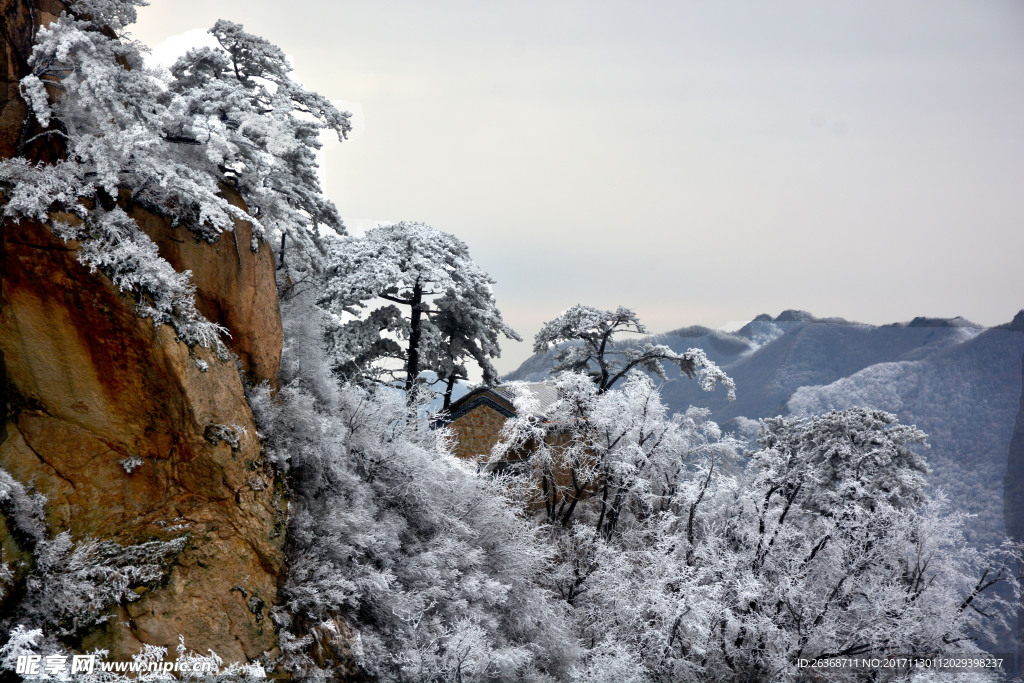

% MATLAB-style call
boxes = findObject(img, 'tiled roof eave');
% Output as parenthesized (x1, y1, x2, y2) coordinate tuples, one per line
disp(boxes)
(447, 394, 516, 422)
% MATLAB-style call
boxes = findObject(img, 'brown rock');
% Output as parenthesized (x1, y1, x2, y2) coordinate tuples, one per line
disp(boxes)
(131, 194, 283, 390)
(0, 0, 287, 665)
(1, 216, 286, 662)
(1, 0, 282, 388)
(300, 615, 370, 681)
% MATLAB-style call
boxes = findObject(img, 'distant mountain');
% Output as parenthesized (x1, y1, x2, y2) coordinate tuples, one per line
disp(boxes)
(506, 308, 1024, 658)
(506, 310, 1022, 543)
(787, 317, 1023, 545)
(509, 310, 987, 423)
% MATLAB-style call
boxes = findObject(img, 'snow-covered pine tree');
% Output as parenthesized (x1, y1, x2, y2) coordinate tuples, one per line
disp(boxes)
(0, 0, 349, 344)
(321, 221, 520, 403)
(167, 18, 350, 283)
(534, 304, 736, 396)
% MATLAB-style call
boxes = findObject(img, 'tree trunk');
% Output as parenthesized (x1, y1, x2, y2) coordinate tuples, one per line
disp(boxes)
(442, 372, 457, 410)
(404, 279, 423, 396)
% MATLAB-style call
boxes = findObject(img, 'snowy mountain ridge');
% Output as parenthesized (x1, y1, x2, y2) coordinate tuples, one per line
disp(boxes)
(507, 309, 1019, 543)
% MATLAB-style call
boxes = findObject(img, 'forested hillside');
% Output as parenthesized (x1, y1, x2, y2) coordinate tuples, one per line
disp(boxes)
(509, 309, 1024, 664)
(0, 1, 1020, 681)
(510, 310, 1024, 546)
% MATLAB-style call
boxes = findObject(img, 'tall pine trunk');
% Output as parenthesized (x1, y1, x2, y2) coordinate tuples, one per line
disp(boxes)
(404, 279, 423, 397)
(442, 373, 458, 410)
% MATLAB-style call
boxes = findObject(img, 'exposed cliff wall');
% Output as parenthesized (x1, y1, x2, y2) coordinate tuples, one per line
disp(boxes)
(1, 0, 286, 664)
(132, 193, 282, 389)
(1, 0, 65, 159)
(1003, 312, 1024, 664)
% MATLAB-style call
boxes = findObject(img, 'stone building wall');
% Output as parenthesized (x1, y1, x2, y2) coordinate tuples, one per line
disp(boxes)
(448, 402, 509, 461)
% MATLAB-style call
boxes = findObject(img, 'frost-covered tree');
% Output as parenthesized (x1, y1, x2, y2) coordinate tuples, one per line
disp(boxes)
(248, 293, 575, 681)
(535, 305, 736, 397)
(167, 18, 351, 282)
(0, 468, 46, 604)
(493, 363, 1020, 682)
(429, 282, 521, 409)
(321, 221, 520, 402)
(558, 408, 1022, 682)
(494, 315, 733, 534)
(494, 372, 732, 536)
(21, 533, 186, 638)
(0, 520, 188, 650)
(0, 0, 349, 344)
(690, 412, 1020, 680)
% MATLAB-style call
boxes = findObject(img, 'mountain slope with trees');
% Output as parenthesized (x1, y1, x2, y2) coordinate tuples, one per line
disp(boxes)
(508, 309, 1023, 548)
(0, 1, 1020, 680)
(496, 307, 1021, 680)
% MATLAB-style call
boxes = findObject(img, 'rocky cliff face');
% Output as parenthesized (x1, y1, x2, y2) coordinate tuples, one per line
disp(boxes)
(1003, 312, 1024, 664)
(131, 193, 283, 389)
(1, 0, 286, 664)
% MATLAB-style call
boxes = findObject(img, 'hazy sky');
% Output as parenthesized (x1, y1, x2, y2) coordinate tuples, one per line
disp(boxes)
(131, 1, 1024, 374)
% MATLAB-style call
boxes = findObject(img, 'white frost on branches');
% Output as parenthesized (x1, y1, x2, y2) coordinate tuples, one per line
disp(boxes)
(0, 467, 47, 546)
(0, 627, 265, 681)
(321, 222, 520, 404)
(509, 396, 1022, 681)
(534, 304, 735, 398)
(248, 295, 572, 681)
(22, 532, 186, 637)
(0, 0, 349, 346)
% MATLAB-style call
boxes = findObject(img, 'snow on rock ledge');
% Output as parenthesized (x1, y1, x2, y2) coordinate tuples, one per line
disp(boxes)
(0, 212, 286, 662)
(0, 0, 286, 665)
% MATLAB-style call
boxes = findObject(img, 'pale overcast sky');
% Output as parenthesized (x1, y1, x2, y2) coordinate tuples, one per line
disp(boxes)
(131, 1, 1024, 374)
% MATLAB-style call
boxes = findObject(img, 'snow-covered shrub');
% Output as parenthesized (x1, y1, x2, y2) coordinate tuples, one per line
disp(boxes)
(0, 562, 12, 603)
(0, 466, 47, 547)
(0, 628, 265, 682)
(250, 295, 577, 681)
(0, 626, 47, 676)
(203, 423, 247, 452)
(174, 636, 267, 681)
(20, 532, 186, 637)
(0, 0, 348, 347)
(119, 456, 143, 474)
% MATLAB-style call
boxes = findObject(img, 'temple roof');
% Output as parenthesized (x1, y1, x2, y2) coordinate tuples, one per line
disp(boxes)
(443, 381, 559, 423)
